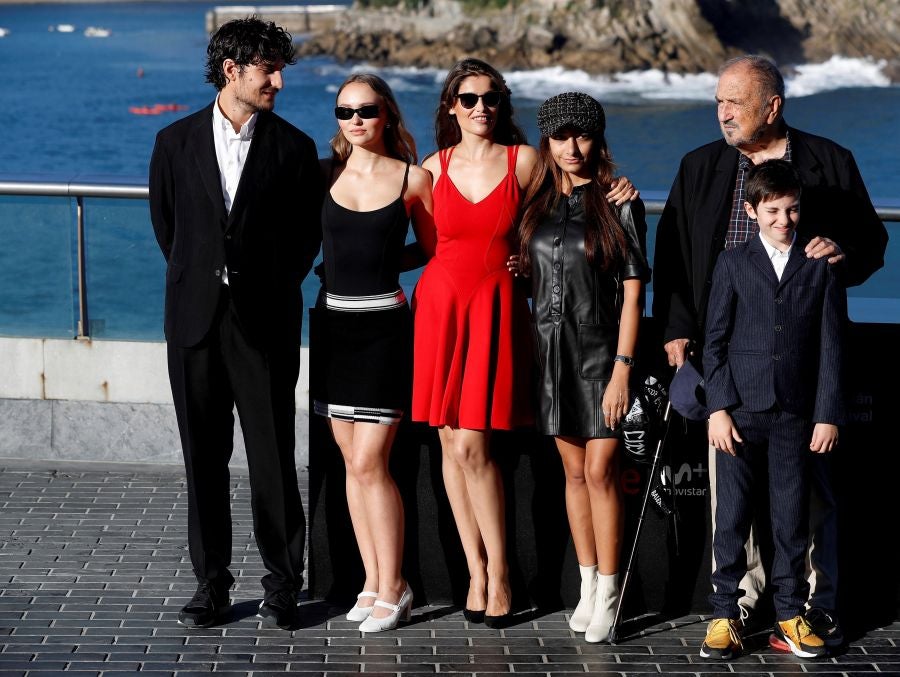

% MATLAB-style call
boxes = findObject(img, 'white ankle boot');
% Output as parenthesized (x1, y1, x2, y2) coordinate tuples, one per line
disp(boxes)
(569, 564, 598, 632)
(585, 573, 619, 643)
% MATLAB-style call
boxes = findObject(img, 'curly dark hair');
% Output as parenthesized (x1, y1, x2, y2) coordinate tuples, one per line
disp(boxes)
(205, 18, 296, 91)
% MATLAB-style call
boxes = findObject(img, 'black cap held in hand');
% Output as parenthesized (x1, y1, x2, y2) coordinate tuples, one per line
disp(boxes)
(537, 92, 606, 137)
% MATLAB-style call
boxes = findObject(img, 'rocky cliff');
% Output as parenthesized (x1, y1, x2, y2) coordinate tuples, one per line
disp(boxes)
(297, 0, 900, 79)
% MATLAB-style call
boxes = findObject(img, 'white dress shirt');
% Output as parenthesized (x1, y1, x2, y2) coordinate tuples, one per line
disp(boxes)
(758, 232, 795, 281)
(212, 96, 257, 284)
(212, 95, 257, 213)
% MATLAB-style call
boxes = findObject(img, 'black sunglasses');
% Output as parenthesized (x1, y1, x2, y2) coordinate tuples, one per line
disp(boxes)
(456, 91, 502, 109)
(334, 104, 380, 120)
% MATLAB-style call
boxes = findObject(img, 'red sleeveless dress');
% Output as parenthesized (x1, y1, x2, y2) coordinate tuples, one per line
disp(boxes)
(411, 145, 533, 430)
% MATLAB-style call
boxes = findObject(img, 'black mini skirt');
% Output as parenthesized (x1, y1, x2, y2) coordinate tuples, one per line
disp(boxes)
(309, 298, 412, 425)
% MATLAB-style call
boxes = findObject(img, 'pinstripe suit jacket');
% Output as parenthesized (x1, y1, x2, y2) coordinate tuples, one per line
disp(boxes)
(702, 235, 846, 425)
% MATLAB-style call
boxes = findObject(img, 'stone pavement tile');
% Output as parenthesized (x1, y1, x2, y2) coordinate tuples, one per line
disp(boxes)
(166, 670, 241, 676)
(366, 665, 435, 673)
(313, 661, 364, 671)
(438, 662, 516, 673)
(470, 636, 540, 646)
(5, 665, 101, 677)
(398, 653, 470, 664)
(104, 651, 161, 662)
(61, 661, 146, 670)
(361, 646, 433, 656)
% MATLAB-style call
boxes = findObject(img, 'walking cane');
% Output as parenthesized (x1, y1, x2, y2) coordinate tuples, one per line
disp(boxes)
(608, 399, 673, 643)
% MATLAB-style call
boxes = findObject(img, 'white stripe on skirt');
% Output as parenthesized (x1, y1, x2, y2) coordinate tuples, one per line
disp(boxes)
(323, 289, 406, 311)
(313, 400, 403, 426)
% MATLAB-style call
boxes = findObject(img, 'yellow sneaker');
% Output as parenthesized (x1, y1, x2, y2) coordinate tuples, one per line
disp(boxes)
(775, 615, 827, 658)
(700, 618, 743, 660)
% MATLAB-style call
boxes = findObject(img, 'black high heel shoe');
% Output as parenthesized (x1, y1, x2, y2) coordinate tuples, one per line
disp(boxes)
(463, 608, 485, 623)
(484, 610, 514, 629)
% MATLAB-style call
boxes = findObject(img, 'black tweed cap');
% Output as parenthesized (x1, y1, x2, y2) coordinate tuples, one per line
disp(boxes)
(536, 92, 606, 137)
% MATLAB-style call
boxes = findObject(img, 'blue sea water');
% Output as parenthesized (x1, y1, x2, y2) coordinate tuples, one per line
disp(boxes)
(1, 1, 899, 339)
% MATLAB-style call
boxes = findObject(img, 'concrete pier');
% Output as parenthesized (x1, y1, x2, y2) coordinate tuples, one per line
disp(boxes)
(205, 4, 347, 35)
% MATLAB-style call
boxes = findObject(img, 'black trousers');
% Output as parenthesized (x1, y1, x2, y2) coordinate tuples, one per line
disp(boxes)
(710, 408, 812, 622)
(167, 286, 304, 596)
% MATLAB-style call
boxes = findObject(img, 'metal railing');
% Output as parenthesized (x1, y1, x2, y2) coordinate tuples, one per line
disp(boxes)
(1, 179, 898, 340)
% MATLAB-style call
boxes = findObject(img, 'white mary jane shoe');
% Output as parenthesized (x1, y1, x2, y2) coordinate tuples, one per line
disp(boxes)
(358, 584, 413, 633)
(346, 591, 378, 621)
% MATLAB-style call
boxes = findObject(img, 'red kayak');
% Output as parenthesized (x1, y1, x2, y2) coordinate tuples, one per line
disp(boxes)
(129, 103, 189, 115)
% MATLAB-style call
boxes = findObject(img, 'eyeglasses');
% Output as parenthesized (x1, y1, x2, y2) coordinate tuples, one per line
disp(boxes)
(456, 91, 502, 109)
(334, 105, 380, 120)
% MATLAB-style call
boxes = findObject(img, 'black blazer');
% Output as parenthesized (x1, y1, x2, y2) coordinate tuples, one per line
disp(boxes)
(149, 103, 324, 348)
(652, 124, 887, 348)
(702, 235, 846, 425)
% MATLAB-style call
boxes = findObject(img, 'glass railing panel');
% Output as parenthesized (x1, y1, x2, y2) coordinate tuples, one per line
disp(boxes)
(83, 198, 164, 340)
(0, 195, 76, 338)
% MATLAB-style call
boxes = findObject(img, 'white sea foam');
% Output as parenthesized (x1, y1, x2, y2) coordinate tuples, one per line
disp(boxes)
(331, 57, 893, 102)
(504, 67, 718, 103)
(786, 55, 890, 97)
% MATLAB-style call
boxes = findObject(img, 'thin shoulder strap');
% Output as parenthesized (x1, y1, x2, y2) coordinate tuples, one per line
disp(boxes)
(440, 147, 454, 173)
(400, 162, 411, 198)
(507, 144, 519, 175)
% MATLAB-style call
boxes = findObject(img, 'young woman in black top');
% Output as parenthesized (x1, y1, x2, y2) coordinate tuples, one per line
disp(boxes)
(313, 73, 433, 632)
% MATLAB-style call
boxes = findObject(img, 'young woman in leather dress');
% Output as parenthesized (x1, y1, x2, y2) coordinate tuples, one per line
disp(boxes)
(515, 92, 650, 642)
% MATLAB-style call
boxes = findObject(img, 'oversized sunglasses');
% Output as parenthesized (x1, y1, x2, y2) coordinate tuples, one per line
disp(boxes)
(334, 104, 380, 120)
(456, 91, 502, 109)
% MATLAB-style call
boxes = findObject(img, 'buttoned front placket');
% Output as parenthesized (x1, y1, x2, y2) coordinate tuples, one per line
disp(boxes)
(550, 195, 576, 325)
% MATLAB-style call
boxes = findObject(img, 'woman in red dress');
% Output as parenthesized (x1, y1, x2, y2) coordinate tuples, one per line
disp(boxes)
(412, 58, 536, 626)
(413, 60, 637, 625)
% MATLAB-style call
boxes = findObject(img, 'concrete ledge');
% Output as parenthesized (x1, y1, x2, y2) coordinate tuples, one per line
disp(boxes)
(0, 398, 310, 469)
(0, 337, 311, 407)
(0, 337, 312, 468)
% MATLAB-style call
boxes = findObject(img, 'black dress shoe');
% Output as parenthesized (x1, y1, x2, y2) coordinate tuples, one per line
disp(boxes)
(178, 582, 230, 627)
(258, 588, 299, 630)
(463, 608, 486, 623)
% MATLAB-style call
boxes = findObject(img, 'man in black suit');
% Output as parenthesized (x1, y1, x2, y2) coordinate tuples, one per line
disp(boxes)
(700, 160, 845, 660)
(653, 55, 887, 645)
(149, 18, 323, 629)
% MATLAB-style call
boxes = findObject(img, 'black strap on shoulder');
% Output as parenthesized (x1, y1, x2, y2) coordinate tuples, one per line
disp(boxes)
(400, 161, 411, 197)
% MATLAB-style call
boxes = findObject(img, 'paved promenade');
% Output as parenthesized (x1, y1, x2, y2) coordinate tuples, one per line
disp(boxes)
(1, 458, 897, 676)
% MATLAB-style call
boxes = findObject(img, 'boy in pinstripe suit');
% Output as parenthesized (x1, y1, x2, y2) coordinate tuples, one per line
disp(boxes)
(700, 160, 846, 660)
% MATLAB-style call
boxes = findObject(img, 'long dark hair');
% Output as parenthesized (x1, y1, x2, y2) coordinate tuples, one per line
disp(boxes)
(519, 131, 626, 273)
(434, 58, 527, 149)
(330, 73, 417, 164)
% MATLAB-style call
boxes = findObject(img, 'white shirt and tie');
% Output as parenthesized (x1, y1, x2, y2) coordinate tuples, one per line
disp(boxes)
(212, 95, 257, 284)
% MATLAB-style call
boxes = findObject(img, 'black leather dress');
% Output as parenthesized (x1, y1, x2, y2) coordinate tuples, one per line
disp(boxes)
(527, 188, 650, 437)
